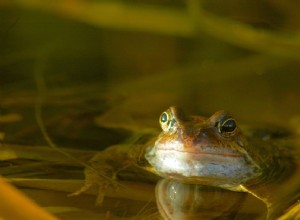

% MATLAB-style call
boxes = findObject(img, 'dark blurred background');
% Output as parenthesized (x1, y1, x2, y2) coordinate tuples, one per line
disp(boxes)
(0, 0, 300, 149)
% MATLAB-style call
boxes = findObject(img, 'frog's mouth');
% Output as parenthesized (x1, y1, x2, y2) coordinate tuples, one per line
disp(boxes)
(154, 139, 245, 159)
(157, 147, 243, 158)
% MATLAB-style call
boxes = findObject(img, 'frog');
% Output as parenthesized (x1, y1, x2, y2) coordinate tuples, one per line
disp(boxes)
(73, 106, 299, 219)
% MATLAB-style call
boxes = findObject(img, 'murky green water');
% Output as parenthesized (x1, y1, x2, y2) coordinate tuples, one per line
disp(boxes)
(0, 1, 300, 219)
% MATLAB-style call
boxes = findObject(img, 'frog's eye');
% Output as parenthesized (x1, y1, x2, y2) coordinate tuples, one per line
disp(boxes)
(217, 118, 237, 137)
(160, 112, 169, 124)
(159, 111, 175, 132)
(160, 112, 170, 131)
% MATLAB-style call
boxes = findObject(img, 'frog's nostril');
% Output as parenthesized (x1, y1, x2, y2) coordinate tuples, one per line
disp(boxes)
(196, 130, 208, 140)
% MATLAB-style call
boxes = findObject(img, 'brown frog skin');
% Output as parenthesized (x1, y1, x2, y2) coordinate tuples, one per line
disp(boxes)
(74, 106, 297, 219)
(145, 106, 262, 190)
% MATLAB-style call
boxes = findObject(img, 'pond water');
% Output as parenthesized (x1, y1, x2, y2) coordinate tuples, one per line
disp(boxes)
(0, 1, 300, 219)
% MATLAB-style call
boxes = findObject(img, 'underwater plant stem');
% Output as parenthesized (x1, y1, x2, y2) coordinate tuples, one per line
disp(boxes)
(2, 0, 300, 58)
(0, 176, 58, 220)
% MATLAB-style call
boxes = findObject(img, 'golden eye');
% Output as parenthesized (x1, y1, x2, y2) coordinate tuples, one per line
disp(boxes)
(160, 112, 169, 124)
(159, 111, 171, 132)
(217, 118, 237, 137)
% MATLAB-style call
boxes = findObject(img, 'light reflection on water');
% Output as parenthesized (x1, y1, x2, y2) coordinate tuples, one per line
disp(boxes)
(155, 179, 266, 220)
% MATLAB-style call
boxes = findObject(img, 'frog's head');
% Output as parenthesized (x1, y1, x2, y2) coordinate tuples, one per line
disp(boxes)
(145, 106, 261, 187)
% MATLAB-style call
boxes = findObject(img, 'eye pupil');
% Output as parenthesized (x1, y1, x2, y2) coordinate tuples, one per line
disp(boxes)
(220, 119, 236, 133)
(161, 112, 168, 123)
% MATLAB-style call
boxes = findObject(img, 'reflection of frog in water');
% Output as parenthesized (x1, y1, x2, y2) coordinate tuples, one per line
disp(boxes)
(74, 106, 299, 219)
